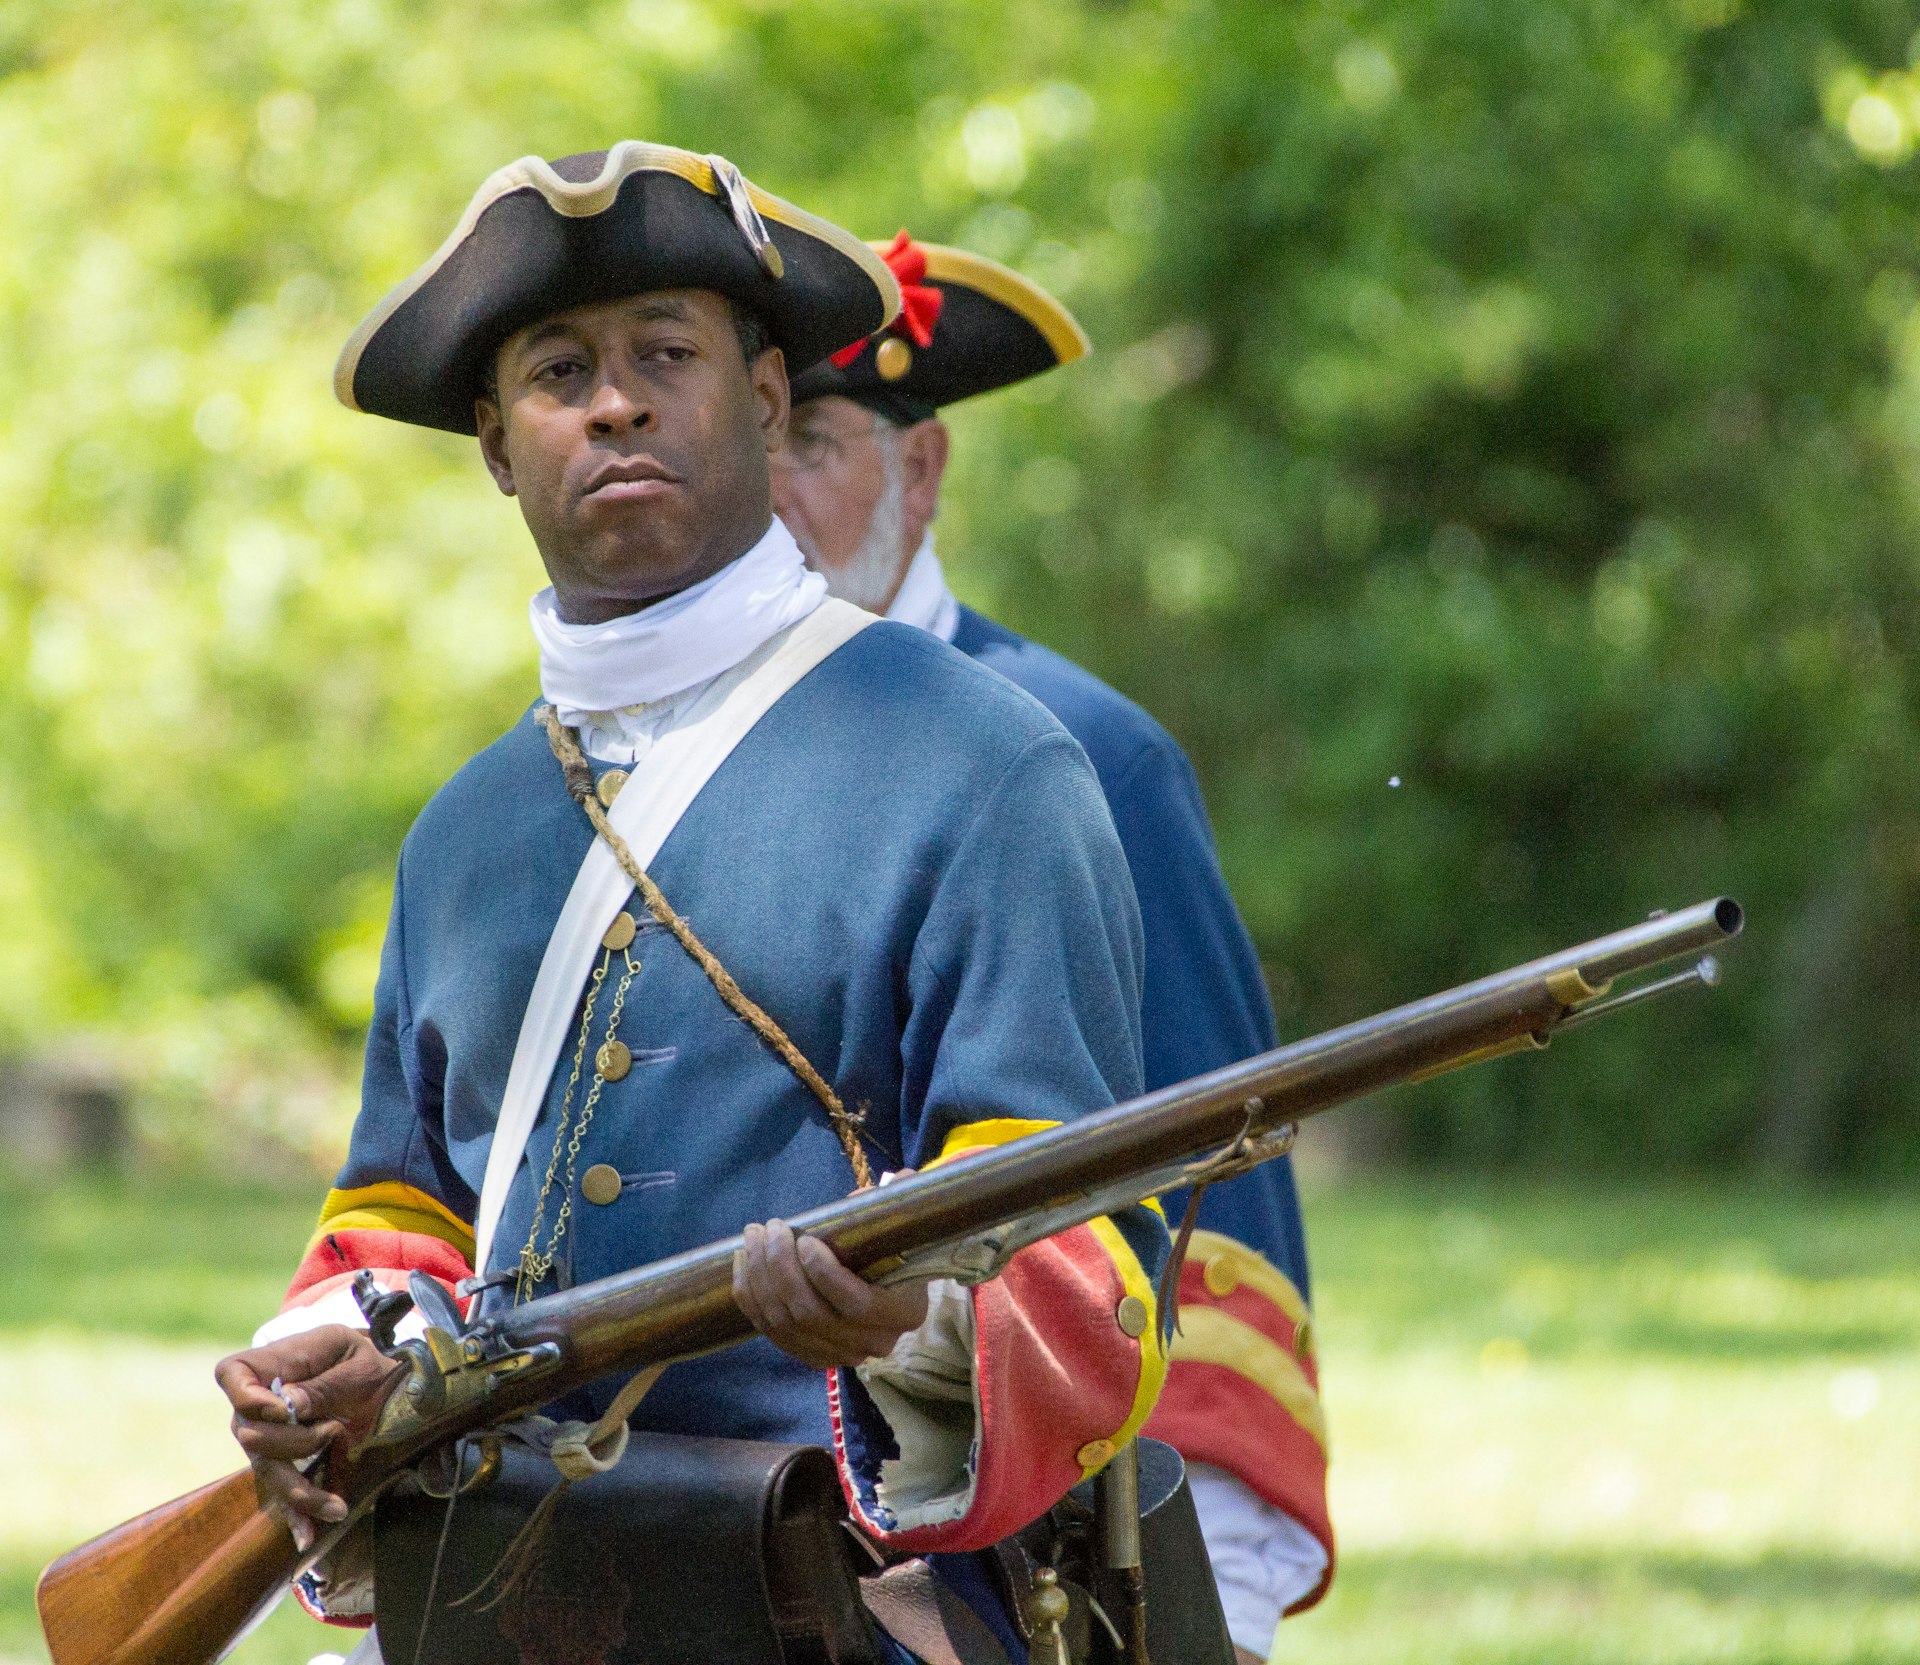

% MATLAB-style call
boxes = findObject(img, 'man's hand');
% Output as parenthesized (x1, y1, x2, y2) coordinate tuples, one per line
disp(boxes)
(733, 1218, 931, 1369)
(213, 1325, 401, 1548)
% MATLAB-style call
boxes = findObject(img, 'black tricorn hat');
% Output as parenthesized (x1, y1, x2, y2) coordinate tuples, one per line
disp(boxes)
(334, 142, 901, 434)
(786, 234, 1089, 425)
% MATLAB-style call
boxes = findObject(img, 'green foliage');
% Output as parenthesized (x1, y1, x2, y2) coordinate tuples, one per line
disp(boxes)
(1, 0, 1917, 1168)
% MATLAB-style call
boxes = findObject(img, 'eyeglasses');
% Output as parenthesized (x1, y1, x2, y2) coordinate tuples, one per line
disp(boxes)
(778, 418, 883, 473)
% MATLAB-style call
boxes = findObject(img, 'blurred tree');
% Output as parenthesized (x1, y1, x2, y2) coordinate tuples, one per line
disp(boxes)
(0, 0, 1915, 1172)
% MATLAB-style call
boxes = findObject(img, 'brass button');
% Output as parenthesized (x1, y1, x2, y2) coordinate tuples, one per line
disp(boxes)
(1202, 1255, 1239, 1298)
(596, 1039, 632, 1081)
(596, 769, 630, 808)
(1294, 1316, 1314, 1361)
(1075, 1438, 1115, 1471)
(876, 337, 912, 380)
(581, 1163, 623, 1206)
(602, 912, 637, 952)
(1115, 1294, 1150, 1338)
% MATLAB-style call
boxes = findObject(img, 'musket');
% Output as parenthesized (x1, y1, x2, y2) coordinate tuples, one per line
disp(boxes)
(36, 897, 1743, 1665)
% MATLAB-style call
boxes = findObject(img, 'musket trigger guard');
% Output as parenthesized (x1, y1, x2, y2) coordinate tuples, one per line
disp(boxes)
(416, 1433, 504, 1500)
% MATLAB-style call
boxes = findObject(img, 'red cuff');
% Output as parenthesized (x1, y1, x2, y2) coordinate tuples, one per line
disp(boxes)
(284, 1227, 474, 1310)
(284, 1179, 476, 1310)
(832, 1216, 1169, 1553)
(1142, 1232, 1333, 1609)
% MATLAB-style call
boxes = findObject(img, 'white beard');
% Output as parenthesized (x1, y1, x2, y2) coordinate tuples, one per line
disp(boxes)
(817, 425, 910, 613)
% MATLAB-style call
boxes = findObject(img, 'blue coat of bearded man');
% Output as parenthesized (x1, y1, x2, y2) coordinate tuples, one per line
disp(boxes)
(772, 232, 1334, 1663)
(212, 144, 1173, 1665)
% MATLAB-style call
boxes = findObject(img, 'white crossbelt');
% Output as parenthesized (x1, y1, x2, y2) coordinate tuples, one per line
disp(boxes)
(470, 598, 876, 1280)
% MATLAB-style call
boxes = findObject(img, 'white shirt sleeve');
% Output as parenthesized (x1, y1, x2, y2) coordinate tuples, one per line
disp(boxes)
(1186, 1460, 1329, 1658)
(251, 1280, 427, 1348)
(852, 1275, 982, 1531)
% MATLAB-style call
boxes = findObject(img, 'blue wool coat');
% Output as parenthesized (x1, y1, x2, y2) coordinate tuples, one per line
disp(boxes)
(949, 606, 1311, 1300)
(330, 618, 1166, 1450)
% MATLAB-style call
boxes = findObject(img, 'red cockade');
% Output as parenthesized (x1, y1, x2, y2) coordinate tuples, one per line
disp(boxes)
(830, 229, 944, 367)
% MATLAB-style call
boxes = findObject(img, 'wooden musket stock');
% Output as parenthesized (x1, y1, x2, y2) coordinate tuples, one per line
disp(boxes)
(37, 897, 1742, 1665)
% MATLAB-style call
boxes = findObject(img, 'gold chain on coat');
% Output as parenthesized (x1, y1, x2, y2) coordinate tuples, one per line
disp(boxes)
(516, 942, 640, 1299)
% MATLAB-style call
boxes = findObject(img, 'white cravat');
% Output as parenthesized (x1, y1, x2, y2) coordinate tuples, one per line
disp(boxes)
(531, 515, 826, 761)
(884, 531, 960, 643)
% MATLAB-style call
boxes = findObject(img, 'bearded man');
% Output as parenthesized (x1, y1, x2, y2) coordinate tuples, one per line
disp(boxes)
(772, 234, 1334, 1663)
(211, 147, 1174, 1665)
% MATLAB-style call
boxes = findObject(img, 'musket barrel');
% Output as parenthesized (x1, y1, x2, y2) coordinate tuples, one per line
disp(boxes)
(1499, 897, 1741, 988)
(497, 897, 1744, 1386)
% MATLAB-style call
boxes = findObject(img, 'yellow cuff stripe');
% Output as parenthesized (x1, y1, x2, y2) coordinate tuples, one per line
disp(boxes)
(1172, 1305, 1329, 1454)
(931, 1116, 1061, 1164)
(1083, 1215, 1171, 1476)
(310, 1182, 475, 1260)
(1187, 1230, 1311, 1329)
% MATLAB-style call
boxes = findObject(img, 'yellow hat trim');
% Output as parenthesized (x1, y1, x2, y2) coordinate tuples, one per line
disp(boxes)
(336, 141, 902, 412)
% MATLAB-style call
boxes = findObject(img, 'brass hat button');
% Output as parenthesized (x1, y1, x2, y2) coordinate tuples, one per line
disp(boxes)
(581, 1163, 623, 1206)
(596, 769, 630, 808)
(1115, 1294, 1150, 1338)
(1202, 1255, 1239, 1298)
(596, 1039, 632, 1081)
(875, 337, 912, 380)
(602, 912, 637, 952)
(1075, 1437, 1115, 1471)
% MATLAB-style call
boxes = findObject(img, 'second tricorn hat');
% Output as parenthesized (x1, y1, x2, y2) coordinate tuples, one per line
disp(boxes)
(335, 142, 901, 434)
(787, 232, 1090, 425)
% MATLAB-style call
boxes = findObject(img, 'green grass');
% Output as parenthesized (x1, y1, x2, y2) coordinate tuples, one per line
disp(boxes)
(2, 1173, 1915, 1664)
(0, 1175, 333, 1665)
(1285, 1179, 1920, 1663)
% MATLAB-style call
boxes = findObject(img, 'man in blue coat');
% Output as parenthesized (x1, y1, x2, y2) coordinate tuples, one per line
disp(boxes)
(212, 147, 1172, 1662)
(773, 233, 1333, 1661)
